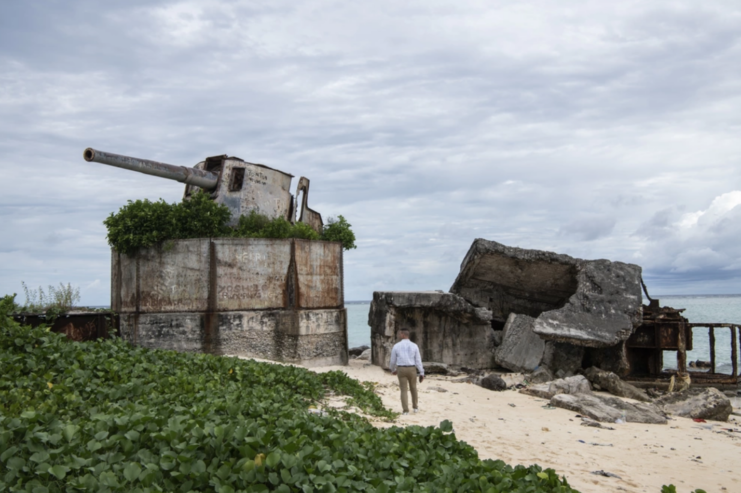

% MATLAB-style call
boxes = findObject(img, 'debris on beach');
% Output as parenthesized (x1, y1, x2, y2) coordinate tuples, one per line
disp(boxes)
(656, 387, 733, 422)
(583, 366, 651, 402)
(520, 375, 592, 400)
(551, 393, 668, 424)
(591, 470, 622, 479)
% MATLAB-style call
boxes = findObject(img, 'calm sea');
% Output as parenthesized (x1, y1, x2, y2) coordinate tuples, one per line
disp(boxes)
(346, 296, 741, 373)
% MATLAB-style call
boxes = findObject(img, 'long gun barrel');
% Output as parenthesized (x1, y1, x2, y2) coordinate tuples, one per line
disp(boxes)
(83, 148, 219, 190)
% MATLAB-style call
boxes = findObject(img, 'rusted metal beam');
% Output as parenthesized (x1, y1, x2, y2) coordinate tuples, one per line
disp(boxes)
(84, 148, 219, 189)
(709, 327, 716, 374)
(677, 320, 687, 373)
(732, 325, 738, 379)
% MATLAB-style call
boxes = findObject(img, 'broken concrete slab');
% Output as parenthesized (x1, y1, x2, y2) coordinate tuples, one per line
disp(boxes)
(369, 291, 495, 369)
(583, 366, 651, 402)
(550, 393, 667, 424)
(655, 388, 733, 422)
(520, 375, 592, 400)
(450, 239, 642, 348)
(495, 313, 545, 372)
(541, 341, 584, 377)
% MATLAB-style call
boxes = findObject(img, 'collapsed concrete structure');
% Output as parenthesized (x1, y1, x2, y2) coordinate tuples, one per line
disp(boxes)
(371, 239, 643, 376)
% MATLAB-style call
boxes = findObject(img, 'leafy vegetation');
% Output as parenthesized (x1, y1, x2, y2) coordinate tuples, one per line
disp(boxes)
(20, 282, 80, 317)
(1, 294, 578, 493)
(661, 486, 706, 493)
(321, 216, 356, 251)
(104, 193, 356, 255)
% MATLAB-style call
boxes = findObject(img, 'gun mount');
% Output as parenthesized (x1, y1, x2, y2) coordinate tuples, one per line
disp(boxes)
(83, 148, 323, 232)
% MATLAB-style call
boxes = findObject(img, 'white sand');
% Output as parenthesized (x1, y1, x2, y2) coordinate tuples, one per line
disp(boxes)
(311, 359, 741, 493)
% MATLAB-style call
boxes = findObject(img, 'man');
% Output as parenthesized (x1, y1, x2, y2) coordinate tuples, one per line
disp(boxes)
(389, 328, 424, 415)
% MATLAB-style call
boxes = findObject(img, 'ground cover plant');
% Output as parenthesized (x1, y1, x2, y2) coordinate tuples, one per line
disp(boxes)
(0, 294, 579, 492)
(104, 192, 356, 255)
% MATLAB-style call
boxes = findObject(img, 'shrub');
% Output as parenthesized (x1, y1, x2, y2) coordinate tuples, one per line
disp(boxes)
(103, 198, 182, 255)
(322, 215, 356, 250)
(105, 195, 354, 255)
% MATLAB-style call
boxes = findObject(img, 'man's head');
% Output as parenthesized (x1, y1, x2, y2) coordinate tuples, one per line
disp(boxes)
(398, 328, 410, 340)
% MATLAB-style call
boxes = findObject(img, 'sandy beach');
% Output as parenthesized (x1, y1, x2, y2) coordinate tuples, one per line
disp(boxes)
(310, 359, 740, 493)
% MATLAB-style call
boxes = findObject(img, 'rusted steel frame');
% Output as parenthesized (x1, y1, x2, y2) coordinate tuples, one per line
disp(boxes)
(732, 325, 738, 379)
(687, 323, 736, 328)
(676, 321, 687, 373)
(84, 148, 218, 189)
(709, 327, 716, 374)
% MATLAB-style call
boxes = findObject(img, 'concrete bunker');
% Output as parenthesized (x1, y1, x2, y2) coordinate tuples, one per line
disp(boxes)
(84, 148, 348, 366)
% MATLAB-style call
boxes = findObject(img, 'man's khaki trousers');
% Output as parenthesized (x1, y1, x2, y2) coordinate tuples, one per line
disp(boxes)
(397, 366, 418, 412)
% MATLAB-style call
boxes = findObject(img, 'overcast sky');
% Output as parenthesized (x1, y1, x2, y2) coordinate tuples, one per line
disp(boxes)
(1, 1, 740, 305)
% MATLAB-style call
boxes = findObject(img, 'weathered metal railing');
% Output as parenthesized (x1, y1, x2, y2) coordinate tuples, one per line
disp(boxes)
(685, 323, 740, 384)
(626, 301, 740, 386)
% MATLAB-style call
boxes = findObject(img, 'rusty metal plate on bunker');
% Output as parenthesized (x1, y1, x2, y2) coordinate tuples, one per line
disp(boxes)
(214, 238, 291, 310)
(136, 239, 211, 312)
(294, 239, 343, 309)
(237, 162, 293, 220)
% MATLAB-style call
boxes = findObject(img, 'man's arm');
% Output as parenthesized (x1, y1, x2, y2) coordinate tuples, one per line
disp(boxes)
(414, 345, 424, 377)
(389, 345, 398, 374)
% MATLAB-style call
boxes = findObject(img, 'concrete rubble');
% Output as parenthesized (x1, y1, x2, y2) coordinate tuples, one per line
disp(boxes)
(370, 238, 643, 377)
(583, 367, 651, 402)
(655, 388, 733, 422)
(520, 375, 592, 400)
(550, 393, 668, 424)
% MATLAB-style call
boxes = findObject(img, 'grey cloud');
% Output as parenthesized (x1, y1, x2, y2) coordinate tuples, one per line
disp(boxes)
(559, 216, 617, 242)
(1, 1, 741, 304)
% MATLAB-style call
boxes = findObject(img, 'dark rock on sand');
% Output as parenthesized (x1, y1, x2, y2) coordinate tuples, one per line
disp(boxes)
(479, 374, 508, 391)
(423, 361, 449, 375)
(349, 345, 370, 357)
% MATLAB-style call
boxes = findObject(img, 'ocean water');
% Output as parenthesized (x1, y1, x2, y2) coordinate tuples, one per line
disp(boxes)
(346, 302, 372, 349)
(346, 296, 741, 374)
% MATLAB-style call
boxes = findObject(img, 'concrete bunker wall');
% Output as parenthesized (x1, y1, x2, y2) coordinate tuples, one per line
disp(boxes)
(369, 291, 495, 370)
(112, 237, 347, 366)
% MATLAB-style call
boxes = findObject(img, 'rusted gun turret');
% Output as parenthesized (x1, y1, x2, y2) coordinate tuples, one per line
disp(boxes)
(83, 148, 323, 232)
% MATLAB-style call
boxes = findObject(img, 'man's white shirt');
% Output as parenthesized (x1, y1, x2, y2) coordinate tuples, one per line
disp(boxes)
(389, 339, 424, 376)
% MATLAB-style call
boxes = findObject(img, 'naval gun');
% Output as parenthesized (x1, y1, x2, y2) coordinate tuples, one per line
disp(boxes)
(83, 148, 323, 232)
